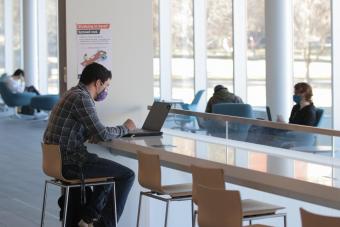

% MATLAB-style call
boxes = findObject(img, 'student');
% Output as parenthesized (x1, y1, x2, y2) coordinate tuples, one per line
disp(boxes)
(4, 69, 40, 95)
(277, 82, 316, 126)
(205, 84, 243, 113)
(43, 63, 136, 227)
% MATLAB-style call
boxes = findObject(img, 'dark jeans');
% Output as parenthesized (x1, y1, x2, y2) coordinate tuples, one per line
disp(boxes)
(61, 154, 135, 227)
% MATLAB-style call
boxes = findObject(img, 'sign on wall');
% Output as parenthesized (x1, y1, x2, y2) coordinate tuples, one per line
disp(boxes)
(76, 23, 113, 77)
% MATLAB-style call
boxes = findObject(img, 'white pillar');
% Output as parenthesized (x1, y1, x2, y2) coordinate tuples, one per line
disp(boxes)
(4, 0, 13, 74)
(233, 0, 247, 102)
(37, 0, 48, 94)
(265, 0, 293, 121)
(22, 0, 39, 87)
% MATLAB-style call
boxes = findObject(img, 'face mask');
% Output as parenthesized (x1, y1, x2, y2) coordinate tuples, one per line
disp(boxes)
(293, 95, 302, 104)
(95, 89, 108, 102)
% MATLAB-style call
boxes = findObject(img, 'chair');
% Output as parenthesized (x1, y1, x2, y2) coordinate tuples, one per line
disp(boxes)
(0, 80, 36, 117)
(191, 165, 286, 227)
(40, 144, 117, 227)
(136, 150, 192, 227)
(180, 90, 205, 111)
(31, 95, 59, 112)
(210, 103, 253, 140)
(196, 185, 272, 227)
(314, 108, 324, 127)
(300, 208, 340, 227)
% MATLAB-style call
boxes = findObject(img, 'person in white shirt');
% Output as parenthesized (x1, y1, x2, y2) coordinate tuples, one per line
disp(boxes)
(4, 69, 40, 95)
(4, 69, 25, 93)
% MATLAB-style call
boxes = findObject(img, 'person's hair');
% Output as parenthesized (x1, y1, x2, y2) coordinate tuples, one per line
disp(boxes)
(294, 82, 313, 102)
(214, 84, 227, 93)
(13, 69, 24, 77)
(79, 63, 112, 85)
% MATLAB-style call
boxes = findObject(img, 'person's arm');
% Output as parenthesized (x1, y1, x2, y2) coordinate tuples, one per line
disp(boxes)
(73, 95, 128, 141)
(301, 107, 316, 126)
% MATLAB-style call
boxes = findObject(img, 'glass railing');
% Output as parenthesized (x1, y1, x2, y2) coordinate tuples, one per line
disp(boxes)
(159, 106, 340, 159)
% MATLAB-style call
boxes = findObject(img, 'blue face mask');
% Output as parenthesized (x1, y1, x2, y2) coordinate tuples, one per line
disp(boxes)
(293, 95, 302, 103)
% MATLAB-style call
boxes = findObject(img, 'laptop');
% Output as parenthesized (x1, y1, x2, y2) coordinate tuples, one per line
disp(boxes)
(266, 106, 272, 121)
(123, 101, 172, 137)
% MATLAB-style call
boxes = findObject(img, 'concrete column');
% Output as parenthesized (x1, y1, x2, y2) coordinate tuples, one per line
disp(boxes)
(22, 0, 39, 87)
(265, 0, 293, 121)
(4, 0, 14, 74)
(37, 0, 47, 94)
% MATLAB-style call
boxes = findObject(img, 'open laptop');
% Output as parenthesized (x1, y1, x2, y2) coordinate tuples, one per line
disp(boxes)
(266, 106, 272, 121)
(123, 101, 172, 137)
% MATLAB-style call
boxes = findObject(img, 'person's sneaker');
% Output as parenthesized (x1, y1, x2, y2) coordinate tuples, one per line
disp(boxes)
(78, 219, 94, 227)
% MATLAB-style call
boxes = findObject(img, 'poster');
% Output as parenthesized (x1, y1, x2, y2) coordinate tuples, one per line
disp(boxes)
(76, 23, 113, 77)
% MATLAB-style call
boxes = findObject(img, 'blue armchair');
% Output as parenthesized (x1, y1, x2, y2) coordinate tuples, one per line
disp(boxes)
(0, 81, 36, 116)
(180, 90, 205, 111)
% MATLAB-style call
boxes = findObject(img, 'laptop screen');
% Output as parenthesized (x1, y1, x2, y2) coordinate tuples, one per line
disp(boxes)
(142, 102, 172, 131)
(266, 106, 272, 121)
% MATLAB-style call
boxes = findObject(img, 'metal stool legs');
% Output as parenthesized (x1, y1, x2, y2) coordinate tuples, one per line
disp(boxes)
(40, 179, 117, 227)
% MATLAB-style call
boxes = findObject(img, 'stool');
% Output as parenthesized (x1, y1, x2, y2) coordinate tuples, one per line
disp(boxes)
(31, 95, 59, 111)
(40, 144, 117, 227)
(136, 150, 192, 227)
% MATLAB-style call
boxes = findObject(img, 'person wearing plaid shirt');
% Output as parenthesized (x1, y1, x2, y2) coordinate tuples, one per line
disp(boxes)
(43, 63, 135, 227)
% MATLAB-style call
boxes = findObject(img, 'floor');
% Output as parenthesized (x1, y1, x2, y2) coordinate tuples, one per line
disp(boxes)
(0, 116, 60, 226)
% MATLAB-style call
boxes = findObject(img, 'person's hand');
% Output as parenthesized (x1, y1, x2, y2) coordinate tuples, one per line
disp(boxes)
(276, 114, 285, 123)
(123, 119, 136, 131)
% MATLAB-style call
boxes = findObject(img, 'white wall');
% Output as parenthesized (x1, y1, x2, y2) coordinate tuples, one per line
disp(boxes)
(66, 0, 153, 126)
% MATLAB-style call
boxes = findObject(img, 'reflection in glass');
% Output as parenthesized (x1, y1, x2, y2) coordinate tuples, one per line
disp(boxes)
(13, 0, 21, 70)
(206, 0, 233, 98)
(294, 160, 332, 186)
(171, 0, 194, 103)
(247, 0, 266, 107)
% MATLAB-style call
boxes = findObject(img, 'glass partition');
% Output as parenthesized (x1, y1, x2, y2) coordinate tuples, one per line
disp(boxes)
(163, 107, 339, 159)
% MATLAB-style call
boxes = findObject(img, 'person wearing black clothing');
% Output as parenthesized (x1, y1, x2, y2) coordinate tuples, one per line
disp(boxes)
(288, 82, 316, 126)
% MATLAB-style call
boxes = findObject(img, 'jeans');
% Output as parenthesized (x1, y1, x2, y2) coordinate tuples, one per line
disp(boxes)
(61, 153, 135, 227)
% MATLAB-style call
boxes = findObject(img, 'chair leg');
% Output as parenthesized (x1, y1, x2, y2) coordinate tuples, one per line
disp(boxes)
(40, 181, 48, 227)
(112, 182, 118, 227)
(164, 200, 170, 227)
(136, 192, 143, 227)
(61, 186, 70, 227)
(191, 201, 195, 227)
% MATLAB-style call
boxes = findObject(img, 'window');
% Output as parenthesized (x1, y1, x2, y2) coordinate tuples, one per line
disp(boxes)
(206, 0, 233, 99)
(153, 0, 160, 99)
(46, 0, 59, 94)
(294, 0, 332, 129)
(0, 0, 4, 74)
(247, 0, 266, 106)
(13, 0, 22, 70)
(171, 0, 194, 103)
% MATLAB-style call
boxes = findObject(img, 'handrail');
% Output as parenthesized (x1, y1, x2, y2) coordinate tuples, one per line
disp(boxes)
(151, 106, 340, 138)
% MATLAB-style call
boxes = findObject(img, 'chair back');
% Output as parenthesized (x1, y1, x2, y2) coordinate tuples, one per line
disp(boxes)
(137, 151, 163, 193)
(314, 108, 324, 127)
(0, 80, 36, 107)
(197, 185, 242, 227)
(41, 143, 64, 180)
(191, 165, 225, 204)
(300, 208, 340, 227)
(191, 90, 205, 105)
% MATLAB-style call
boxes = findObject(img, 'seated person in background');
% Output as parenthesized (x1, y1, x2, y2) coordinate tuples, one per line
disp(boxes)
(4, 69, 40, 95)
(277, 82, 316, 126)
(205, 84, 243, 113)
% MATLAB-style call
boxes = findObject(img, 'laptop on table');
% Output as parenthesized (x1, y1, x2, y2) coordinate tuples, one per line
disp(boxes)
(123, 101, 172, 137)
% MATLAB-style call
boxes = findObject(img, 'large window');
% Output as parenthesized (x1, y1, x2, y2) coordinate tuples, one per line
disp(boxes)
(294, 0, 332, 128)
(153, 0, 160, 99)
(247, 0, 266, 106)
(206, 0, 233, 99)
(46, 0, 59, 94)
(13, 0, 22, 71)
(0, 0, 4, 74)
(171, 0, 194, 103)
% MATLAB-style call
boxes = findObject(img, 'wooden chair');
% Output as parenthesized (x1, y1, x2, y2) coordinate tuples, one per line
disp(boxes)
(300, 208, 340, 227)
(40, 143, 117, 227)
(136, 150, 192, 227)
(196, 185, 271, 227)
(191, 165, 286, 227)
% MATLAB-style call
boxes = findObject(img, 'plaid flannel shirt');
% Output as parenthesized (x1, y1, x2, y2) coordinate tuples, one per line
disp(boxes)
(43, 82, 128, 165)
